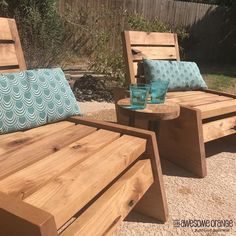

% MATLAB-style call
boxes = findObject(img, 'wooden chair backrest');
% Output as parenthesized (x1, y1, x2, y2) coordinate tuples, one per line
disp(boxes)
(0, 17, 26, 73)
(122, 31, 180, 84)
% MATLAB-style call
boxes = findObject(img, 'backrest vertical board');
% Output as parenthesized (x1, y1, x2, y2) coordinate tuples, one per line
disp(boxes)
(122, 31, 180, 84)
(0, 18, 27, 73)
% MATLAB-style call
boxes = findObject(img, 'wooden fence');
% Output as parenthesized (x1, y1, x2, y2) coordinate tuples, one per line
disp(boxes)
(58, 0, 236, 63)
(58, 0, 217, 27)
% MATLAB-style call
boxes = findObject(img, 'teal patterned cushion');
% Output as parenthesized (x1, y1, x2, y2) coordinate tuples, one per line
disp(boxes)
(0, 68, 81, 134)
(143, 59, 207, 91)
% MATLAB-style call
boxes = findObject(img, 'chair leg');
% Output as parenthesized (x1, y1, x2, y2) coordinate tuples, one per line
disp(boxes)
(158, 106, 207, 178)
(134, 135, 169, 222)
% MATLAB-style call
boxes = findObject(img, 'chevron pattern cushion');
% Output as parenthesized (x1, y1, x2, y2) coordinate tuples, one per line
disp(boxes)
(0, 68, 80, 134)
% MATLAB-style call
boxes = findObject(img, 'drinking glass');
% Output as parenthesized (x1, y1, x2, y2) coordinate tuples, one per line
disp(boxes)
(150, 80, 169, 104)
(130, 84, 150, 109)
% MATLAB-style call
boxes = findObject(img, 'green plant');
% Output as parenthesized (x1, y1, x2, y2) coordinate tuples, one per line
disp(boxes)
(63, 5, 127, 85)
(1, 0, 69, 68)
(0, 0, 7, 13)
(88, 11, 189, 86)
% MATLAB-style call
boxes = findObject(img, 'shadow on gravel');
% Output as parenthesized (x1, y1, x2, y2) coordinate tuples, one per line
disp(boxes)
(205, 134, 236, 157)
(160, 135, 235, 179)
(161, 159, 196, 179)
(125, 211, 163, 224)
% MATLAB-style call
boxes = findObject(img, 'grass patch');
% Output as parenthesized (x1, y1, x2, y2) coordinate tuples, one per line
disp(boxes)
(200, 65, 236, 94)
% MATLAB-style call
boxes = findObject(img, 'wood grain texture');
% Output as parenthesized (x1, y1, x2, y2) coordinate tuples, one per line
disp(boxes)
(122, 31, 179, 84)
(61, 160, 153, 236)
(0, 18, 26, 72)
(8, 18, 27, 70)
(0, 192, 57, 236)
(195, 99, 236, 119)
(203, 116, 236, 142)
(67, 116, 158, 138)
(0, 118, 168, 233)
(0, 43, 18, 67)
(158, 106, 207, 177)
(0, 124, 96, 180)
(174, 95, 232, 107)
(131, 46, 177, 61)
(174, 33, 180, 60)
(129, 31, 176, 46)
(0, 18, 12, 40)
(205, 89, 236, 99)
(24, 135, 147, 228)
(166, 91, 207, 98)
(122, 31, 136, 84)
(0, 121, 75, 155)
(134, 132, 169, 222)
(0, 129, 120, 199)
(67, 116, 169, 222)
(118, 98, 180, 121)
(167, 92, 223, 102)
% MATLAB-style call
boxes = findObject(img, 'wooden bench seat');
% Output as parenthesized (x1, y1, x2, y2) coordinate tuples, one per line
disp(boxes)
(0, 118, 168, 236)
(167, 91, 236, 119)
(166, 91, 236, 141)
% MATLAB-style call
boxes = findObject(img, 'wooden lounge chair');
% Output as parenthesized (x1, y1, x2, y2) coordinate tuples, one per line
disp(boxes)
(0, 19, 168, 236)
(114, 30, 236, 178)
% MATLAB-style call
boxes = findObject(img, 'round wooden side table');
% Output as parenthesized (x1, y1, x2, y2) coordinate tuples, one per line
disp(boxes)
(117, 98, 180, 137)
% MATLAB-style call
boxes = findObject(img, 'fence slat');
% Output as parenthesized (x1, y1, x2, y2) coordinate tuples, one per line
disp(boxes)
(58, 0, 236, 62)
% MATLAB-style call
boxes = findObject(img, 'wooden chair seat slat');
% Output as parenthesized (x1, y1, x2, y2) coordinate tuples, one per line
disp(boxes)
(24, 121, 76, 135)
(24, 135, 147, 228)
(166, 91, 206, 98)
(0, 125, 96, 180)
(167, 92, 233, 106)
(203, 116, 236, 142)
(61, 159, 153, 236)
(0, 129, 120, 199)
(0, 121, 75, 155)
(195, 99, 236, 119)
(177, 95, 233, 107)
(167, 92, 219, 102)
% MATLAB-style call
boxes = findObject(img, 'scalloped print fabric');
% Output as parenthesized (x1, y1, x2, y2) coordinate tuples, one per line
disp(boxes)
(0, 68, 81, 134)
(143, 59, 208, 91)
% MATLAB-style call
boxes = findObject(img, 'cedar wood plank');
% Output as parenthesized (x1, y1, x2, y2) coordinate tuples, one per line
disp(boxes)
(0, 125, 96, 180)
(25, 135, 147, 228)
(61, 160, 153, 236)
(0, 130, 120, 199)
(67, 116, 169, 222)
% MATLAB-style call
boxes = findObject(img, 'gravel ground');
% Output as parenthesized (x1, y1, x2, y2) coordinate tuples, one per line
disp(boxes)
(79, 102, 115, 115)
(82, 102, 236, 236)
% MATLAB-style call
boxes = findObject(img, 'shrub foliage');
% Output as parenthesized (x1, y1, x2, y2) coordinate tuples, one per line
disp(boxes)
(0, 1, 189, 85)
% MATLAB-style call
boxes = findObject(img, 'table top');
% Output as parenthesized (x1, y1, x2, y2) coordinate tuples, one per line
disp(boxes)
(118, 98, 180, 121)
